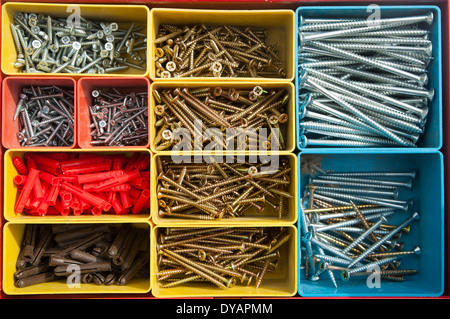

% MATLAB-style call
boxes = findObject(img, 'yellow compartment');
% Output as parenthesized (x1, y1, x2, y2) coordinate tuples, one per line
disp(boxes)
(151, 225, 297, 298)
(2, 221, 152, 295)
(150, 8, 295, 81)
(4, 149, 151, 223)
(151, 152, 297, 226)
(149, 81, 296, 154)
(2, 2, 150, 77)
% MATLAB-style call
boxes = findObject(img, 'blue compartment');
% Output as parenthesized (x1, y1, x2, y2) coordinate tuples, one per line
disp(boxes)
(297, 150, 444, 297)
(295, 6, 442, 152)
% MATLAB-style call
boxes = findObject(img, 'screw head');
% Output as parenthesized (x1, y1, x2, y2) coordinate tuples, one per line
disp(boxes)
(110, 23, 118, 31)
(104, 42, 114, 51)
(100, 50, 109, 58)
(166, 61, 176, 72)
(31, 39, 41, 49)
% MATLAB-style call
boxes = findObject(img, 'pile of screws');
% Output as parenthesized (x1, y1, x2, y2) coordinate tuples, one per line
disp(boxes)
(156, 156, 292, 220)
(14, 85, 75, 147)
(12, 152, 150, 216)
(89, 88, 149, 147)
(153, 87, 289, 151)
(300, 164, 420, 287)
(154, 24, 285, 78)
(156, 227, 290, 289)
(14, 224, 149, 288)
(11, 12, 147, 74)
(298, 12, 435, 147)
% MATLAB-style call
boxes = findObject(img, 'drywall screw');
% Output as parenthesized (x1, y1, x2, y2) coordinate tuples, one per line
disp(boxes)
(315, 175, 413, 189)
(299, 13, 433, 32)
(325, 171, 416, 179)
(313, 185, 398, 198)
(307, 40, 427, 86)
(301, 161, 421, 286)
(342, 256, 401, 281)
(298, 14, 434, 149)
(303, 67, 426, 120)
(367, 246, 421, 259)
(314, 190, 408, 211)
(347, 212, 420, 268)
(342, 217, 388, 253)
(310, 210, 394, 233)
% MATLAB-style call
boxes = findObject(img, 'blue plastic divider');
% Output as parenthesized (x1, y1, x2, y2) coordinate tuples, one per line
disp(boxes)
(297, 150, 444, 297)
(295, 6, 443, 152)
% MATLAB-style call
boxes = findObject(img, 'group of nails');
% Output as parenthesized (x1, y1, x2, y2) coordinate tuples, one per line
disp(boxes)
(156, 156, 292, 220)
(156, 227, 290, 288)
(152, 86, 290, 151)
(15, 224, 149, 288)
(300, 163, 420, 286)
(298, 12, 435, 148)
(154, 24, 286, 78)
(12, 152, 150, 216)
(11, 12, 147, 74)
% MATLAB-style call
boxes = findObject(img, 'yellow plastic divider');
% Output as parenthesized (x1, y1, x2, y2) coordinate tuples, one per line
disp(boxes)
(149, 81, 296, 154)
(151, 151, 298, 226)
(4, 148, 152, 223)
(151, 224, 297, 298)
(2, 2, 150, 77)
(150, 8, 295, 82)
(2, 221, 152, 295)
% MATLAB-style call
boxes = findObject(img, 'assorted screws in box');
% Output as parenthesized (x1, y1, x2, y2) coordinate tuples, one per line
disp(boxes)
(154, 24, 286, 78)
(152, 86, 290, 151)
(89, 87, 149, 147)
(156, 227, 289, 288)
(14, 224, 149, 288)
(298, 13, 435, 148)
(13, 85, 75, 147)
(156, 156, 292, 220)
(12, 152, 150, 216)
(300, 165, 420, 287)
(10, 12, 147, 74)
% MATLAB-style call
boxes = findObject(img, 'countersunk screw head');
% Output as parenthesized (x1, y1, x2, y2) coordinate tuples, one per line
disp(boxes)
(31, 40, 41, 49)
(24, 47, 34, 56)
(104, 42, 114, 51)
(110, 23, 118, 31)
(162, 129, 173, 140)
(248, 166, 258, 176)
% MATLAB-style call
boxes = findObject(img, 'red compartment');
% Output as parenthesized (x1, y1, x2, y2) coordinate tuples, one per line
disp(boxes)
(1, 77, 77, 150)
(77, 77, 150, 149)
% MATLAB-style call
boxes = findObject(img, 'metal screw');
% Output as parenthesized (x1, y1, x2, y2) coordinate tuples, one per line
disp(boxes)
(11, 13, 147, 74)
